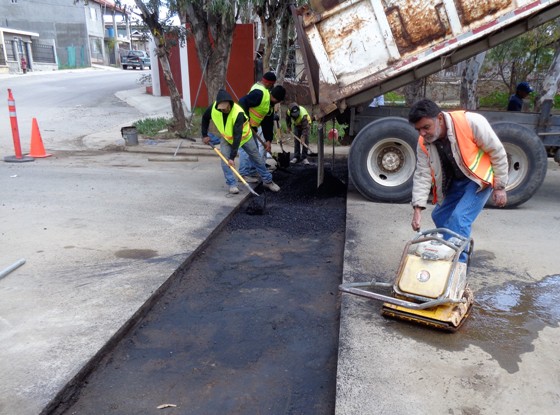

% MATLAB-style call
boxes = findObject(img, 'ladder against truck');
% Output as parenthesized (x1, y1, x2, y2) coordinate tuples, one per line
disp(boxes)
(291, 0, 560, 207)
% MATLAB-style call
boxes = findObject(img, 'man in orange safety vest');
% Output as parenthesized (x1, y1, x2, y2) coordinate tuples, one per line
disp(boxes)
(409, 99, 508, 260)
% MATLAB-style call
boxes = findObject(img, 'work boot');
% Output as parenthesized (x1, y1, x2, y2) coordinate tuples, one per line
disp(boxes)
(242, 176, 259, 183)
(302, 158, 310, 165)
(229, 185, 240, 194)
(263, 181, 280, 192)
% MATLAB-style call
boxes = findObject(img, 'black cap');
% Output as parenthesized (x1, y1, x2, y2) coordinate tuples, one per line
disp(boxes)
(271, 85, 286, 102)
(289, 103, 300, 118)
(263, 71, 277, 82)
(517, 82, 533, 93)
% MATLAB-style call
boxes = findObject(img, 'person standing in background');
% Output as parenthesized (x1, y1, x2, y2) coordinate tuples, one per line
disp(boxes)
(507, 82, 533, 111)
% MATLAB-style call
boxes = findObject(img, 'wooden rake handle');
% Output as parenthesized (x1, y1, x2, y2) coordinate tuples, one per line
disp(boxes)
(207, 143, 260, 197)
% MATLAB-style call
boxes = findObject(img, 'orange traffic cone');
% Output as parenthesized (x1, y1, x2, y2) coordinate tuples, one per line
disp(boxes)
(28, 118, 52, 158)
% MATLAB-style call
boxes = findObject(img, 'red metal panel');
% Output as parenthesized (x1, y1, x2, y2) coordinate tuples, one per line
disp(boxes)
(175, 24, 254, 109)
(159, 33, 183, 98)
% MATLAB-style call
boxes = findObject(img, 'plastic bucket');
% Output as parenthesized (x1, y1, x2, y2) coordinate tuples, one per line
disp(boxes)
(121, 126, 138, 146)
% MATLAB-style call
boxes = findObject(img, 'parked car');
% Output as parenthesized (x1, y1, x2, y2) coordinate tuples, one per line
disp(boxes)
(121, 50, 151, 70)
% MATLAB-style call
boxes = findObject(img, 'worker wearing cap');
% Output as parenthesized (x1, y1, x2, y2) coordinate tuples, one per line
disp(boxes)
(507, 82, 533, 111)
(286, 102, 312, 165)
(237, 72, 286, 182)
(201, 89, 280, 194)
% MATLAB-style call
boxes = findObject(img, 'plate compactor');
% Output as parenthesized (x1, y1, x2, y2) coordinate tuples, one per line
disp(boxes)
(339, 228, 474, 332)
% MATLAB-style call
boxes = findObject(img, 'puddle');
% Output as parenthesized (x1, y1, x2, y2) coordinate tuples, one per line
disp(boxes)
(465, 274, 560, 372)
(376, 274, 560, 373)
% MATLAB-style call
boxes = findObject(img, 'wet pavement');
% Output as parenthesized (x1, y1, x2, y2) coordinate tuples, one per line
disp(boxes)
(48, 159, 348, 414)
(336, 160, 560, 415)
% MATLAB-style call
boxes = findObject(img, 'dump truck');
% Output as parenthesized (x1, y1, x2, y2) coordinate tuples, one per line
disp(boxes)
(291, 0, 560, 207)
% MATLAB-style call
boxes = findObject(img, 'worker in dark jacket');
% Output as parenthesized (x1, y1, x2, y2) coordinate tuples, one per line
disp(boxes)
(237, 72, 286, 181)
(201, 89, 280, 194)
(507, 82, 533, 111)
(286, 102, 312, 165)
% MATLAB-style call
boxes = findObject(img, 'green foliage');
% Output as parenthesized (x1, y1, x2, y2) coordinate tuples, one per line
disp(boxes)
(484, 18, 560, 90)
(133, 117, 173, 136)
(478, 91, 560, 110)
(478, 91, 511, 109)
(385, 91, 405, 105)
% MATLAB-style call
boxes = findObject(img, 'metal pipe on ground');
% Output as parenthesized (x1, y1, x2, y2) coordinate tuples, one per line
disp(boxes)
(0, 258, 25, 280)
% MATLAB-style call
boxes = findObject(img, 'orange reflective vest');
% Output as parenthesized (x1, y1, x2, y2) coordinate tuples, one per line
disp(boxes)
(419, 111, 494, 203)
(211, 103, 252, 145)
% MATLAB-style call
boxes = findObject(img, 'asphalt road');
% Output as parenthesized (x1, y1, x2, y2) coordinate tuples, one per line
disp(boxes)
(0, 69, 144, 154)
(47, 159, 348, 415)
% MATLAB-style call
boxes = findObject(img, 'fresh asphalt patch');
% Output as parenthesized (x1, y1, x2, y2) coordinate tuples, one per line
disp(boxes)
(49, 156, 348, 415)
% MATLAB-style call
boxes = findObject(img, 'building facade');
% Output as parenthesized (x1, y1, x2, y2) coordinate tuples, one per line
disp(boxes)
(0, 0, 131, 74)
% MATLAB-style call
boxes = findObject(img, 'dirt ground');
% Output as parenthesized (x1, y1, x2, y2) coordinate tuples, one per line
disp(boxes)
(50, 157, 348, 415)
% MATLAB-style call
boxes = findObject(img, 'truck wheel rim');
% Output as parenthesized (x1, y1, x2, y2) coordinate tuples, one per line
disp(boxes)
(504, 143, 528, 189)
(366, 138, 416, 187)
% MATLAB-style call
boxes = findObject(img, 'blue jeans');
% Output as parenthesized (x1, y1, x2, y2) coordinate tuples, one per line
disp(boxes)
(239, 129, 266, 177)
(220, 134, 273, 184)
(431, 179, 492, 262)
(209, 133, 236, 187)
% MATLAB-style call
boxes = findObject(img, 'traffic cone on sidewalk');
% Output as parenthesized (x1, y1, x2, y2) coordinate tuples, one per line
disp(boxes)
(28, 118, 52, 158)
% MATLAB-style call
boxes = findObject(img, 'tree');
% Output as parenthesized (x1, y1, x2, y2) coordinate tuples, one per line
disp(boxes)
(536, 44, 560, 113)
(484, 19, 560, 93)
(172, 0, 249, 104)
(255, 1, 307, 82)
(133, 0, 188, 132)
(74, 0, 188, 133)
(404, 79, 425, 106)
(460, 52, 486, 110)
(255, 1, 287, 74)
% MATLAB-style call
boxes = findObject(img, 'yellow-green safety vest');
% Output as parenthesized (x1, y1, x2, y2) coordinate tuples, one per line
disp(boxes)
(248, 83, 272, 128)
(287, 105, 311, 126)
(211, 102, 252, 145)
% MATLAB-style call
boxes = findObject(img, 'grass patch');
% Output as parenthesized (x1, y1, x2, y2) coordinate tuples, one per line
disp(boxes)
(133, 117, 172, 136)
(479, 91, 510, 109)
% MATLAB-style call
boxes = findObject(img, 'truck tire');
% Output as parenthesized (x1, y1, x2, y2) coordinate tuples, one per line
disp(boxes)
(489, 122, 547, 208)
(122, 65, 128, 70)
(348, 117, 418, 203)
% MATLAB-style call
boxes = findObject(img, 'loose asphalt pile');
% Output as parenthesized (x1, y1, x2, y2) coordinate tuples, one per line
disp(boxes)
(49, 156, 348, 415)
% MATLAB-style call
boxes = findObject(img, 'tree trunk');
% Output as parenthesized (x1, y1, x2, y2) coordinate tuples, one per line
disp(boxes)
(182, 4, 236, 106)
(158, 50, 187, 130)
(404, 79, 425, 106)
(536, 45, 560, 112)
(134, 0, 187, 132)
(460, 52, 486, 110)
(275, 6, 291, 83)
(262, 17, 275, 72)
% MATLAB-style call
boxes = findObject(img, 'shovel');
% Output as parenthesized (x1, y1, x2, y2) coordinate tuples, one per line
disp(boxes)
(207, 143, 260, 197)
(288, 130, 318, 157)
(275, 120, 291, 168)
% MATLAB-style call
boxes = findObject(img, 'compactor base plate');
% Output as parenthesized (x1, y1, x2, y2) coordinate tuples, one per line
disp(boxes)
(381, 287, 474, 332)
